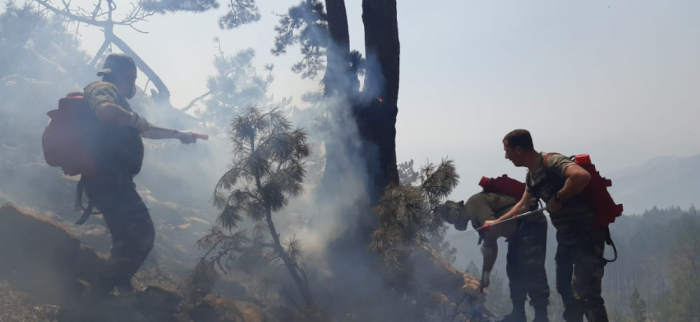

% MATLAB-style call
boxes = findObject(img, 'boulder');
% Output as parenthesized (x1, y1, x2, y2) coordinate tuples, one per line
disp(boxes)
(0, 203, 105, 305)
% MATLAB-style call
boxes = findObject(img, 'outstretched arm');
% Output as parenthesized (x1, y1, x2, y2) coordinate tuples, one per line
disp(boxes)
(141, 126, 208, 144)
(94, 102, 205, 144)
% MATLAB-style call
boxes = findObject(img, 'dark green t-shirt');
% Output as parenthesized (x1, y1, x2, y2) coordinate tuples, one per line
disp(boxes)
(83, 81, 144, 177)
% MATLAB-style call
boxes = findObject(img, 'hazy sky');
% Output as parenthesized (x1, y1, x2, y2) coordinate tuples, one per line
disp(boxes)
(15, 0, 700, 200)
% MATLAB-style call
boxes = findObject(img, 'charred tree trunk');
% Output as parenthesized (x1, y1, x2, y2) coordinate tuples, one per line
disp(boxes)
(318, 0, 400, 242)
(357, 0, 400, 196)
(322, 0, 356, 97)
(318, 0, 360, 202)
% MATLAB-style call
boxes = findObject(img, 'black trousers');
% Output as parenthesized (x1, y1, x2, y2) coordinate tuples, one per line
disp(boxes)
(84, 176, 155, 295)
(555, 233, 608, 322)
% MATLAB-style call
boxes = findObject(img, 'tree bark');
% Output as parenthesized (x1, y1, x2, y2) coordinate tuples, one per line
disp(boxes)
(362, 0, 400, 108)
(265, 208, 313, 307)
(319, 0, 400, 242)
(322, 0, 356, 96)
(358, 0, 400, 195)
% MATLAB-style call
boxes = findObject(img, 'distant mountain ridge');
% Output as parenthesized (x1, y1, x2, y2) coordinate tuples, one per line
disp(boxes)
(608, 154, 700, 215)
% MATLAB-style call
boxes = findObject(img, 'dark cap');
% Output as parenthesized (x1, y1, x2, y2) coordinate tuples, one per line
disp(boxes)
(97, 53, 136, 76)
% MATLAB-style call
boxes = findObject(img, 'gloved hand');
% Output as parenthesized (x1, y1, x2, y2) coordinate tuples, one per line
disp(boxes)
(173, 130, 198, 144)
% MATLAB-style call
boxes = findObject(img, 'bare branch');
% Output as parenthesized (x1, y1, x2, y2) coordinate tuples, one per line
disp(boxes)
(35, 0, 108, 27)
(182, 90, 213, 112)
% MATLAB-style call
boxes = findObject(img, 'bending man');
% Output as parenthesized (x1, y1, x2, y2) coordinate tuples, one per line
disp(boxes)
(437, 190, 550, 322)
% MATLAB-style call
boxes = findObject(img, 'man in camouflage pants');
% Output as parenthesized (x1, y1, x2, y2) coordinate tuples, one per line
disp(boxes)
(437, 191, 550, 322)
(81, 53, 201, 301)
(486, 129, 609, 322)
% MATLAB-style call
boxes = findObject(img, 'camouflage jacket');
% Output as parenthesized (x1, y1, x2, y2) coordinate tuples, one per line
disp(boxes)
(84, 81, 144, 177)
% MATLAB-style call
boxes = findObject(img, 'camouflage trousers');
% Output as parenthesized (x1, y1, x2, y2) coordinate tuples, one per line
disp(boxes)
(84, 176, 155, 297)
(506, 213, 550, 309)
(555, 232, 608, 322)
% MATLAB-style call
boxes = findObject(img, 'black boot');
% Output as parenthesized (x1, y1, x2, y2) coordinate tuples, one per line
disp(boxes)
(533, 306, 549, 322)
(498, 306, 526, 322)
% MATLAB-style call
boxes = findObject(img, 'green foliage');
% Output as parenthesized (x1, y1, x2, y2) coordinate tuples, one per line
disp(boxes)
(427, 224, 457, 264)
(142, 0, 220, 13)
(656, 213, 700, 322)
(272, 0, 328, 79)
(142, 0, 260, 29)
(198, 106, 313, 304)
(0, 3, 90, 153)
(0, 2, 90, 81)
(370, 159, 459, 272)
(465, 260, 480, 277)
(217, 0, 261, 29)
(629, 288, 646, 322)
(398, 159, 419, 186)
(181, 259, 219, 305)
(199, 43, 293, 131)
(212, 107, 310, 228)
(587, 207, 700, 320)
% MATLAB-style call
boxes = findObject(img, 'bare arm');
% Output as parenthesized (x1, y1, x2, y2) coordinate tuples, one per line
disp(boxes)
(547, 164, 591, 212)
(142, 126, 208, 144)
(558, 164, 591, 200)
(141, 126, 178, 140)
(93, 101, 203, 144)
(94, 101, 137, 127)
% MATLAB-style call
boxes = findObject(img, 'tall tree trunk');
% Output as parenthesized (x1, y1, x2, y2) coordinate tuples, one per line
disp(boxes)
(318, 0, 358, 201)
(318, 0, 400, 244)
(358, 0, 400, 195)
(323, 0, 356, 97)
(362, 0, 400, 108)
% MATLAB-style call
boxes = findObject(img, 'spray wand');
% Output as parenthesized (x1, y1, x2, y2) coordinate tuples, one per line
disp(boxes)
(477, 207, 546, 231)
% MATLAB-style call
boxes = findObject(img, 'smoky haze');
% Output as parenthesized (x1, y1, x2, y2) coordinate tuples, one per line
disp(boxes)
(0, 1, 433, 321)
(1, 1, 699, 321)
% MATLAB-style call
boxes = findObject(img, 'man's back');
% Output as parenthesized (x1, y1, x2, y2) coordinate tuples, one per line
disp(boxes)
(465, 192, 518, 230)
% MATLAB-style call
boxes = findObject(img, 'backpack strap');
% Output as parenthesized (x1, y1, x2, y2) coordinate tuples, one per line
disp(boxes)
(74, 178, 98, 225)
(603, 227, 618, 262)
(527, 153, 557, 199)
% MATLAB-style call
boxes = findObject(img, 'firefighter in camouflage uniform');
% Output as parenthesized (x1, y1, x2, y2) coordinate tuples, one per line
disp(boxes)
(486, 129, 609, 322)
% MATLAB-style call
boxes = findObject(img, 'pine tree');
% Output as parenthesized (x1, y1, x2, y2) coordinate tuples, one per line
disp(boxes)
(465, 260, 480, 277)
(657, 214, 700, 322)
(629, 288, 646, 322)
(196, 107, 314, 307)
